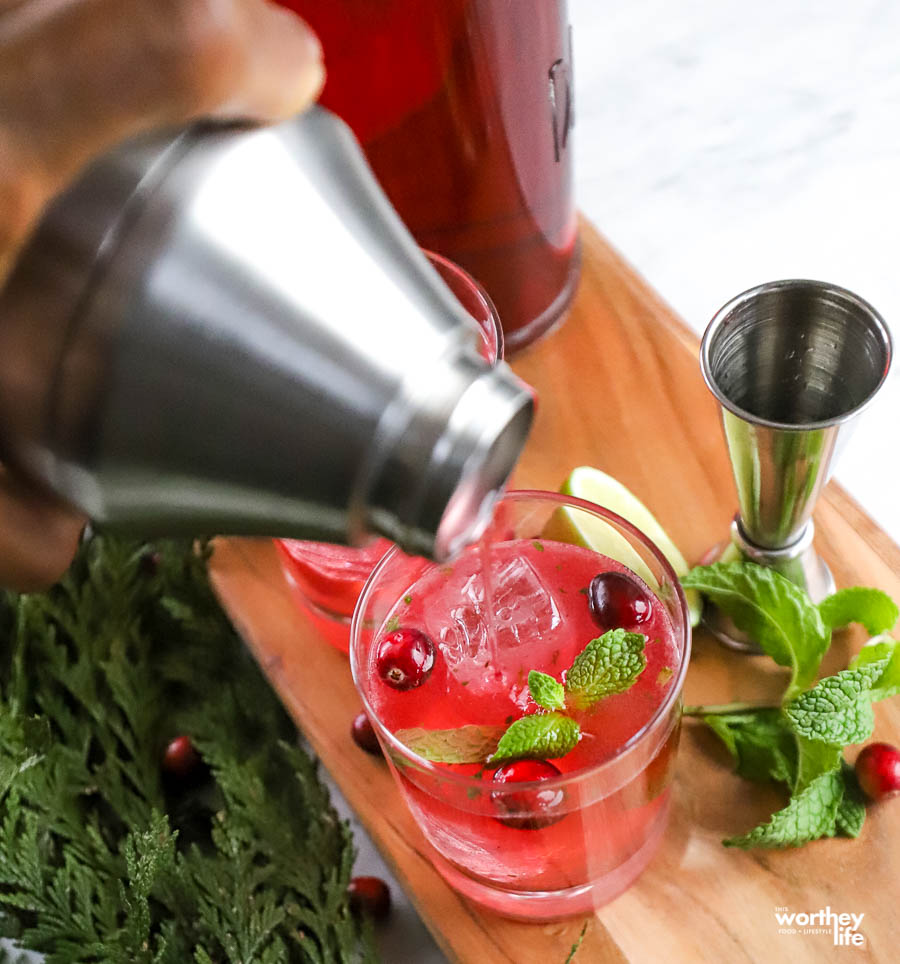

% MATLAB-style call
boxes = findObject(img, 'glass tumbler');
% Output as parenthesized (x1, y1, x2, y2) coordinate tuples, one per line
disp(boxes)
(351, 490, 691, 920)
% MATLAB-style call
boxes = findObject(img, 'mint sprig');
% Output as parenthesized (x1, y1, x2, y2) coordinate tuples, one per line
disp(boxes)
(682, 562, 828, 700)
(489, 713, 580, 764)
(835, 762, 867, 838)
(565, 628, 647, 710)
(850, 637, 900, 700)
(818, 586, 898, 636)
(394, 631, 647, 769)
(793, 734, 843, 794)
(395, 725, 506, 764)
(723, 769, 844, 849)
(528, 670, 566, 711)
(686, 560, 900, 849)
(784, 662, 887, 746)
(701, 708, 797, 786)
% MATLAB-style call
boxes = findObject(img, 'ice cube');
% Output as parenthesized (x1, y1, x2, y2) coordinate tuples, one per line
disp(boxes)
(431, 570, 488, 673)
(487, 555, 561, 650)
(424, 549, 562, 694)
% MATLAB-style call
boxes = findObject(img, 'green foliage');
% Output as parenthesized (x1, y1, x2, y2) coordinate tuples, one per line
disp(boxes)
(682, 562, 829, 700)
(393, 725, 505, 764)
(834, 762, 867, 839)
(0, 535, 376, 962)
(702, 708, 797, 786)
(818, 586, 898, 636)
(526, 671, 565, 711)
(784, 662, 887, 745)
(850, 637, 900, 700)
(489, 713, 580, 764)
(723, 770, 844, 849)
(564, 629, 647, 710)
(687, 560, 900, 849)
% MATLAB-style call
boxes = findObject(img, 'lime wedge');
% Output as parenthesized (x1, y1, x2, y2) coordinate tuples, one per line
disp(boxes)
(552, 466, 702, 627)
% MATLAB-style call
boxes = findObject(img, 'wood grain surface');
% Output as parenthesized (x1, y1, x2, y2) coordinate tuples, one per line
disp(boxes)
(210, 222, 900, 963)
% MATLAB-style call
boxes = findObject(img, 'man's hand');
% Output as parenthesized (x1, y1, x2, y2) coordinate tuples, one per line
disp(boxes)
(0, 0, 325, 589)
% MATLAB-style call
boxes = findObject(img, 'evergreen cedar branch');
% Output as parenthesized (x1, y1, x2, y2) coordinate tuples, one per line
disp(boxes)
(0, 536, 377, 963)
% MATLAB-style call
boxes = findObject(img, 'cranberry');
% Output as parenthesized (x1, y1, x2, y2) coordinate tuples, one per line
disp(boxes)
(162, 735, 201, 779)
(139, 549, 161, 576)
(588, 571, 653, 629)
(351, 711, 381, 756)
(854, 742, 900, 802)
(347, 876, 391, 921)
(491, 759, 566, 830)
(375, 628, 435, 690)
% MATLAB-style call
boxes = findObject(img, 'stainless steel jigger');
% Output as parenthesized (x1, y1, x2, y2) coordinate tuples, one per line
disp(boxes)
(700, 280, 892, 651)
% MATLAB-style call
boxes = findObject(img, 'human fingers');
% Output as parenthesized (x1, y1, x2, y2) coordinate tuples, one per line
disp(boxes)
(0, 467, 85, 591)
(0, 0, 325, 232)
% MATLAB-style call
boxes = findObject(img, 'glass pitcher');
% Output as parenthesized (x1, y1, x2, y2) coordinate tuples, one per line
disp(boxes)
(284, 0, 579, 351)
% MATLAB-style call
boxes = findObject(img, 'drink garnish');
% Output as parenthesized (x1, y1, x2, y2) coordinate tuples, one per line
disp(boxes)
(565, 628, 647, 710)
(394, 631, 647, 764)
(489, 713, 579, 764)
(528, 670, 565, 710)
(682, 560, 900, 848)
(490, 760, 566, 830)
(558, 465, 703, 626)
(393, 725, 507, 765)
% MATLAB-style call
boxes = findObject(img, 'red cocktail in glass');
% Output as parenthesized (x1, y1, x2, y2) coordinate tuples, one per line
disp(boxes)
(351, 491, 690, 919)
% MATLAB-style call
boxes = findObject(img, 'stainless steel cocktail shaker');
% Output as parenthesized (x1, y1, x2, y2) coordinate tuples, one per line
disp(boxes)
(0, 108, 534, 561)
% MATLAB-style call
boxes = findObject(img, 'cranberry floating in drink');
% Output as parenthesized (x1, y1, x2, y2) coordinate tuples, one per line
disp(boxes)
(589, 570, 655, 630)
(351, 491, 691, 920)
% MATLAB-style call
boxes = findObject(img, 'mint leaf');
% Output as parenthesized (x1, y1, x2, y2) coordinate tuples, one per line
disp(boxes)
(396, 725, 506, 764)
(818, 587, 898, 635)
(850, 637, 895, 669)
(724, 769, 844, 849)
(836, 793, 866, 838)
(793, 734, 842, 793)
(564, 629, 646, 710)
(702, 709, 797, 786)
(528, 670, 565, 711)
(683, 562, 828, 700)
(835, 762, 866, 838)
(490, 713, 580, 763)
(784, 662, 887, 745)
(850, 637, 900, 701)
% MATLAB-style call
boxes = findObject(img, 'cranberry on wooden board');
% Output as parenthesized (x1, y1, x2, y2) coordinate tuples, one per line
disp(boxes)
(348, 875, 391, 921)
(351, 711, 381, 755)
(855, 742, 900, 801)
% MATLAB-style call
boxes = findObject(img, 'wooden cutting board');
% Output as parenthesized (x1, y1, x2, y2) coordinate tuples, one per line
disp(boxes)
(210, 222, 900, 963)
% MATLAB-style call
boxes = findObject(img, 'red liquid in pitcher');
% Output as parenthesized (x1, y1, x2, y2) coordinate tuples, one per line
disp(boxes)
(282, 1, 580, 350)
